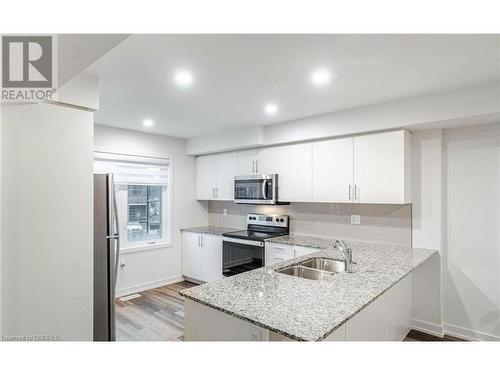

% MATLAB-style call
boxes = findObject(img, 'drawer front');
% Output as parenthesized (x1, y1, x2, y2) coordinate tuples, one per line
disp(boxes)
(266, 251, 295, 266)
(265, 242, 295, 266)
(265, 243, 294, 256)
(294, 245, 318, 258)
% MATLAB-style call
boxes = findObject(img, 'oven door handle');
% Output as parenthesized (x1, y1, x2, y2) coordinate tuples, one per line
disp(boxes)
(222, 237, 264, 247)
(261, 180, 267, 200)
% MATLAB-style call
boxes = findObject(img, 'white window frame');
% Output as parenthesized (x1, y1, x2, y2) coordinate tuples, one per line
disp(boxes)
(94, 151, 173, 254)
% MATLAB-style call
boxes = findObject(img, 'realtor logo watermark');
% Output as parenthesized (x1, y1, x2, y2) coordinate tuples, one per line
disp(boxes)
(1, 35, 57, 102)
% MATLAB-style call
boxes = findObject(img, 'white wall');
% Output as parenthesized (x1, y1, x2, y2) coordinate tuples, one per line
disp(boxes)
(1, 103, 94, 340)
(411, 129, 443, 336)
(412, 124, 500, 341)
(442, 124, 500, 340)
(187, 82, 500, 155)
(94, 125, 208, 296)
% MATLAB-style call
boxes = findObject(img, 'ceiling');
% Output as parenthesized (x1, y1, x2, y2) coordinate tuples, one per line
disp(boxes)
(84, 34, 500, 139)
(58, 34, 129, 85)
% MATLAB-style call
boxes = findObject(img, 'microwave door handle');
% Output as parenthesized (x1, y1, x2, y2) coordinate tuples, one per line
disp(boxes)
(262, 180, 267, 200)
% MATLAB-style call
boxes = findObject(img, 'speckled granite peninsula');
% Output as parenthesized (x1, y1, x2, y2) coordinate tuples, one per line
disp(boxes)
(181, 226, 239, 236)
(180, 236, 437, 341)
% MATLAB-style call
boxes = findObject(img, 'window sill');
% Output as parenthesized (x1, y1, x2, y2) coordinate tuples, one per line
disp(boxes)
(120, 241, 172, 254)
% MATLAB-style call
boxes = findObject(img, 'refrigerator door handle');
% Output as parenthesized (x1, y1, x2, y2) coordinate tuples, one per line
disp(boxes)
(112, 184, 120, 289)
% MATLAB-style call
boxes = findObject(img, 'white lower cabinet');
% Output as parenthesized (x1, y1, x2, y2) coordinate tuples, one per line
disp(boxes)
(345, 292, 388, 341)
(182, 232, 223, 283)
(265, 243, 295, 266)
(293, 245, 318, 258)
(265, 243, 319, 266)
(182, 232, 203, 280)
(343, 274, 412, 341)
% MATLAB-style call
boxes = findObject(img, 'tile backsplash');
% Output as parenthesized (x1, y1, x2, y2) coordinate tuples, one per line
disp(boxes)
(209, 201, 412, 246)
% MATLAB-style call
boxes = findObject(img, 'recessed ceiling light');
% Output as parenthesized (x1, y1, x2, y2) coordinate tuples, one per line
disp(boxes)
(142, 118, 154, 127)
(311, 69, 332, 86)
(174, 70, 194, 87)
(264, 103, 278, 115)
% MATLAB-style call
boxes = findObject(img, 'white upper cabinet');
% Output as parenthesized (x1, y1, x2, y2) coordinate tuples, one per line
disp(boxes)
(277, 143, 313, 202)
(255, 147, 278, 175)
(353, 130, 411, 204)
(236, 147, 278, 175)
(236, 149, 257, 175)
(312, 137, 354, 203)
(216, 152, 238, 200)
(196, 154, 218, 200)
(196, 130, 411, 204)
(196, 152, 237, 200)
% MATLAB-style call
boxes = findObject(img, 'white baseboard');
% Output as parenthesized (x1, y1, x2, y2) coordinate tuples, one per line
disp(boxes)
(443, 323, 500, 342)
(412, 319, 444, 338)
(116, 275, 185, 298)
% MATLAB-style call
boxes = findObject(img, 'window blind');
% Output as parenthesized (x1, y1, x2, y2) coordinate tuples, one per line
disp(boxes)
(93, 152, 169, 186)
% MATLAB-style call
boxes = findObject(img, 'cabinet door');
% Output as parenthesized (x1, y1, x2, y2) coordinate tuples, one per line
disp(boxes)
(182, 232, 202, 280)
(312, 137, 354, 203)
(255, 147, 278, 175)
(237, 149, 257, 176)
(196, 155, 218, 200)
(201, 234, 223, 282)
(276, 143, 313, 202)
(353, 130, 411, 204)
(345, 291, 387, 341)
(216, 152, 238, 200)
(386, 274, 412, 341)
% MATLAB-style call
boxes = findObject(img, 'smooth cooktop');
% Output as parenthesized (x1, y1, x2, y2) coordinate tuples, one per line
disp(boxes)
(222, 230, 284, 241)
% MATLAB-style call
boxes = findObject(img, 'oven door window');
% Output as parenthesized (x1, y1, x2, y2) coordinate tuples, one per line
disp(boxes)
(223, 241, 264, 277)
(234, 179, 273, 201)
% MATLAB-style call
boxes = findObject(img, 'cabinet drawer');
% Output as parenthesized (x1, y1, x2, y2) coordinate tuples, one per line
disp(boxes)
(265, 243, 294, 256)
(294, 245, 318, 258)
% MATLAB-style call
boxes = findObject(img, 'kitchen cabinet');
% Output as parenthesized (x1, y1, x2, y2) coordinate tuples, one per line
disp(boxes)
(196, 130, 411, 204)
(344, 273, 412, 341)
(265, 243, 318, 265)
(353, 130, 411, 204)
(312, 137, 354, 203)
(255, 147, 278, 175)
(196, 155, 217, 200)
(265, 243, 295, 266)
(216, 152, 238, 200)
(386, 273, 412, 340)
(345, 291, 388, 341)
(276, 143, 313, 202)
(294, 245, 318, 258)
(182, 232, 223, 282)
(237, 147, 278, 175)
(236, 149, 257, 175)
(196, 152, 237, 200)
(182, 231, 203, 280)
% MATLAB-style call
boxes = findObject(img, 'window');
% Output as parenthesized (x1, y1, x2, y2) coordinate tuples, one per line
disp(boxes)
(94, 152, 171, 250)
(127, 185, 162, 243)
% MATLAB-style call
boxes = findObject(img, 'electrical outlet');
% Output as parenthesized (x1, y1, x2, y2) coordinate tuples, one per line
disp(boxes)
(351, 215, 361, 225)
(223, 208, 228, 216)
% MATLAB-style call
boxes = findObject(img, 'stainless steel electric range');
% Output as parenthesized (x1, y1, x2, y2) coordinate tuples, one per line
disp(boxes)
(222, 213, 289, 277)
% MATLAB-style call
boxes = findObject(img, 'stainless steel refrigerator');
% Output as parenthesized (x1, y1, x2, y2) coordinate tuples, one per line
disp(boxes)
(93, 174, 120, 341)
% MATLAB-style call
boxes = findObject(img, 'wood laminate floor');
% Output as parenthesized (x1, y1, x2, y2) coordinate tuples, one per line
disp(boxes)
(116, 282, 465, 342)
(115, 281, 197, 341)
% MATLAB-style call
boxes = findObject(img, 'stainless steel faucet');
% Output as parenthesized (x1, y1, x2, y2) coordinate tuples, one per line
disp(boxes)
(334, 240, 355, 273)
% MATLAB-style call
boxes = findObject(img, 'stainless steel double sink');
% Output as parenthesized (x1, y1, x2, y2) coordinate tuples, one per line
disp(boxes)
(276, 258, 347, 280)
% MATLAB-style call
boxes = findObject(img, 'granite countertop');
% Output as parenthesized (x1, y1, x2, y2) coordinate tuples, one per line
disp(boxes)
(266, 234, 347, 249)
(180, 236, 436, 341)
(181, 226, 239, 236)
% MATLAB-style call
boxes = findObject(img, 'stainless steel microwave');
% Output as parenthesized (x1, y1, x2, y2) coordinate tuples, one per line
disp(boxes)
(234, 174, 278, 204)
